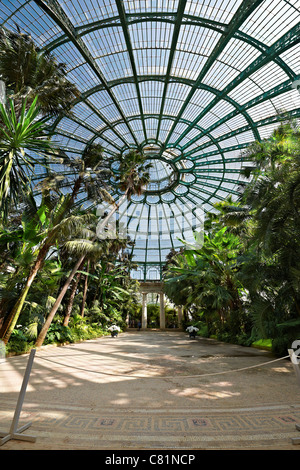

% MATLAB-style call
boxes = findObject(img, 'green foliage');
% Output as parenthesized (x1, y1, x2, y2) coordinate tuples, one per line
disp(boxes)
(0, 28, 80, 116)
(5, 328, 34, 355)
(2, 31, 299, 356)
(0, 31, 141, 352)
(0, 97, 56, 220)
(41, 316, 107, 346)
(146, 303, 159, 327)
(67, 315, 105, 342)
(164, 226, 244, 333)
(113, 149, 152, 199)
(164, 122, 300, 354)
(44, 324, 74, 345)
(272, 319, 300, 356)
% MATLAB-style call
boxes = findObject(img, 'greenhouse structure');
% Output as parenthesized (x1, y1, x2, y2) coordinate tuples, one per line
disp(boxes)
(1, 0, 300, 452)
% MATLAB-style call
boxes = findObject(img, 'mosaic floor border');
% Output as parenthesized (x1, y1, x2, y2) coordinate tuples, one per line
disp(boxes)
(1, 402, 300, 450)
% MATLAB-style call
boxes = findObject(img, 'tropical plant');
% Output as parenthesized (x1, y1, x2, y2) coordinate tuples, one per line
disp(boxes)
(0, 138, 113, 345)
(0, 28, 79, 116)
(163, 122, 300, 351)
(113, 149, 152, 199)
(0, 97, 58, 220)
(164, 224, 247, 340)
(237, 122, 300, 352)
(35, 149, 151, 347)
(0, 191, 96, 344)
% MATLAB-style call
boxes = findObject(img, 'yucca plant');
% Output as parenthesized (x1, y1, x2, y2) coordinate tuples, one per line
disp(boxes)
(0, 97, 55, 221)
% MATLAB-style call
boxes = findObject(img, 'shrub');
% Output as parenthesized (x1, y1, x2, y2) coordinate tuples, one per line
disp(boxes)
(44, 324, 74, 344)
(6, 329, 34, 355)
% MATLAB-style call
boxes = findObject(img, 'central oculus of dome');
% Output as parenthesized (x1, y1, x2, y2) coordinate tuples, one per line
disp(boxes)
(146, 157, 178, 194)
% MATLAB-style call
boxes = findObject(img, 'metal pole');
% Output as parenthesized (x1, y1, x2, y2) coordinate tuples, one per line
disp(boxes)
(0, 349, 36, 446)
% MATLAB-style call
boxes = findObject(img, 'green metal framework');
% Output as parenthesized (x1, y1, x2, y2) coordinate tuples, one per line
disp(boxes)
(1, 0, 300, 281)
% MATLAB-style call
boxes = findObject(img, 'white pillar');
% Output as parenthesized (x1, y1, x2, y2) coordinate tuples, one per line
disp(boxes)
(142, 292, 147, 329)
(159, 292, 165, 329)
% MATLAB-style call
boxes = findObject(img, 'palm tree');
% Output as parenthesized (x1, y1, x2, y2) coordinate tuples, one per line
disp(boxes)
(0, 28, 79, 116)
(35, 226, 107, 346)
(35, 149, 151, 347)
(63, 234, 131, 323)
(0, 201, 40, 331)
(210, 197, 252, 237)
(0, 139, 112, 344)
(237, 122, 300, 349)
(164, 226, 244, 333)
(0, 192, 96, 344)
(63, 269, 82, 327)
(96, 149, 152, 238)
(114, 149, 152, 199)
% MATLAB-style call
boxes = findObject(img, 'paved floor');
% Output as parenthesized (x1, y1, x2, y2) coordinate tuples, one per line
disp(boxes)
(1, 330, 300, 451)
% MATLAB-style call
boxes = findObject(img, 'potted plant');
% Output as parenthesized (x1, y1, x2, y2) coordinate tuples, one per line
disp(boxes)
(108, 325, 121, 337)
(186, 326, 199, 338)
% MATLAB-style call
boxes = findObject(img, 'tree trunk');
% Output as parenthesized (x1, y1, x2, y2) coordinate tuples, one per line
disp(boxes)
(1, 242, 50, 344)
(93, 279, 100, 302)
(36, 253, 87, 346)
(0, 297, 11, 333)
(80, 259, 90, 317)
(63, 271, 81, 327)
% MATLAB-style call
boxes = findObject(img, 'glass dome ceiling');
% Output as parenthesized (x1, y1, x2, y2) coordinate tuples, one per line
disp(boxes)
(1, 0, 300, 281)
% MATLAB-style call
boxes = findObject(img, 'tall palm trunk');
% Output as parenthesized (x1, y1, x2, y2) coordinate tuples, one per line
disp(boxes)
(35, 191, 128, 347)
(36, 253, 86, 346)
(63, 270, 82, 327)
(80, 259, 90, 317)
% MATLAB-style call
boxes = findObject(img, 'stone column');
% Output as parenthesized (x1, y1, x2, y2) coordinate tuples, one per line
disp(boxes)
(159, 292, 165, 330)
(142, 293, 147, 329)
(177, 306, 183, 327)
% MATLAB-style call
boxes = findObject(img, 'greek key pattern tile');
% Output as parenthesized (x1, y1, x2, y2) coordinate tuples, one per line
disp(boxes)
(1, 400, 300, 450)
(26, 409, 300, 436)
